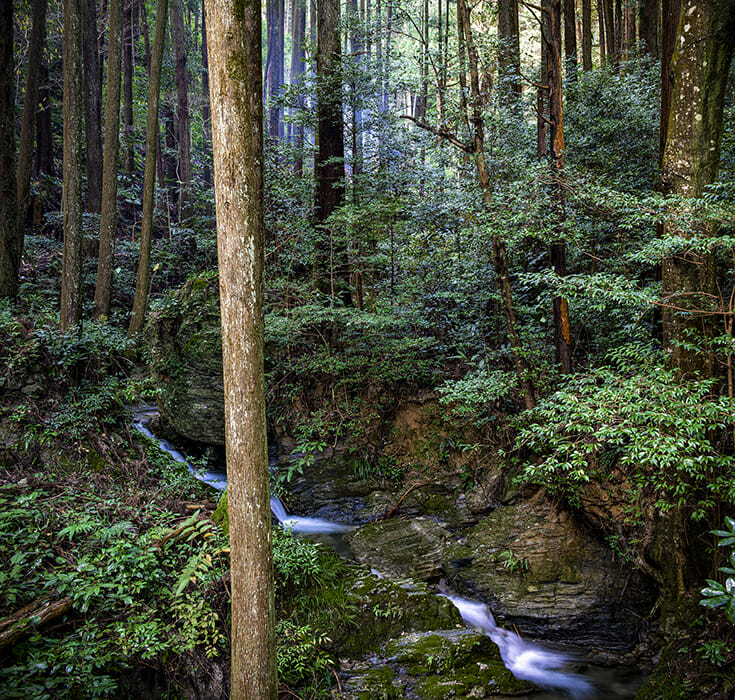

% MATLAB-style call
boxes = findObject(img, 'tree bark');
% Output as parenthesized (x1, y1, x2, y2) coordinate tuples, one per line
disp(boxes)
(563, 0, 577, 82)
(641, 0, 660, 57)
(83, 0, 103, 213)
(290, 0, 306, 175)
(660, 0, 680, 166)
(204, 0, 278, 695)
(61, 0, 85, 330)
(266, 0, 285, 141)
(94, 0, 123, 318)
(581, 0, 592, 69)
(0, 597, 73, 651)
(545, 0, 572, 373)
(16, 0, 47, 249)
(201, 0, 211, 188)
(497, 0, 521, 107)
(314, 0, 350, 303)
(123, 0, 135, 176)
(128, 0, 168, 338)
(0, 0, 18, 298)
(660, 0, 735, 377)
(172, 0, 192, 220)
(36, 45, 54, 176)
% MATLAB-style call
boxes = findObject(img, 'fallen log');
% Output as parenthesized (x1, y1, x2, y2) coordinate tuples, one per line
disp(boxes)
(0, 596, 73, 651)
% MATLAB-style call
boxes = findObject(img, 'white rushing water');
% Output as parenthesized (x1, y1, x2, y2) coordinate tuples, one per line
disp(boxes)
(133, 407, 597, 697)
(132, 407, 353, 535)
(439, 586, 595, 698)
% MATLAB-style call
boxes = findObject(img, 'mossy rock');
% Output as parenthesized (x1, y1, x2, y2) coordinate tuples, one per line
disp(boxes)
(212, 489, 228, 535)
(342, 629, 532, 699)
(332, 567, 462, 660)
(145, 272, 225, 445)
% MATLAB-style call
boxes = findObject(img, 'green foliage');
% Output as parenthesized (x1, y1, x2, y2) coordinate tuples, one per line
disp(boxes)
(700, 517, 735, 624)
(512, 353, 735, 520)
(0, 481, 229, 698)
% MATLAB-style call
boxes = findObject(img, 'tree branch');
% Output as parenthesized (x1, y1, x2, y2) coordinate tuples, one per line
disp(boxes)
(400, 115, 475, 153)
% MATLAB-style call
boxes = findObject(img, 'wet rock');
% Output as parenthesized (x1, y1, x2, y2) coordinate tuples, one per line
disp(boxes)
(340, 629, 532, 699)
(346, 517, 452, 581)
(331, 567, 462, 660)
(442, 495, 655, 653)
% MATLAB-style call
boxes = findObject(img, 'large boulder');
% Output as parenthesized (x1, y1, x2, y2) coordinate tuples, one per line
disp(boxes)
(441, 494, 655, 652)
(145, 273, 225, 445)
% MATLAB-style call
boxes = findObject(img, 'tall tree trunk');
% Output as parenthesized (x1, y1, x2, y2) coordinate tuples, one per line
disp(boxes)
(563, 0, 577, 82)
(497, 0, 521, 107)
(36, 47, 54, 176)
(660, 0, 680, 166)
(458, 0, 536, 409)
(660, 0, 735, 378)
(16, 0, 47, 266)
(545, 0, 572, 373)
(624, 0, 636, 58)
(581, 0, 592, 69)
(204, 0, 278, 695)
(314, 0, 350, 303)
(128, 0, 168, 338)
(597, 0, 606, 60)
(201, 0, 211, 188)
(603, 0, 615, 64)
(290, 0, 306, 175)
(61, 0, 85, 330)
(266, 0, 285, 140)
(94, 0, 123, 318)
(614, 0, 622, 61)
(83, 0, 103, 213)
(641, 0, 660, 57)
(537, 21, 548, 159)
(0, 0, 18, 298)
(172, 0, 192, 220)
(123, 0, 135, 176)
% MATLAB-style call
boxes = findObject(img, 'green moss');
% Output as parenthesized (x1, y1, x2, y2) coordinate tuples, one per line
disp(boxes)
(212, 490, 228, 535)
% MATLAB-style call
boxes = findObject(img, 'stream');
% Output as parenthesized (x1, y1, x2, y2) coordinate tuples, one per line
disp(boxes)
(133, 407, 647, 698)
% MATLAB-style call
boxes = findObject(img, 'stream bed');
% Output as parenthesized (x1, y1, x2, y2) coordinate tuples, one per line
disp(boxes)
(133, 407, 650, 698)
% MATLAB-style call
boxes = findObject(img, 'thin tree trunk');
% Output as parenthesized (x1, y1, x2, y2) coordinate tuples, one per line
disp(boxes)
(603, 0, 615, 64)
(563, 0, 577, 82)
(314, 0, 350, 303)
(128, 0, 168, 338)
(641, 0, 660, 57)
(497, 0, 521, 107)
(290, 0, 306, 175)
(582, 0, 592, 69)
(83, 0, 103, 213)
(545, 0, 572, 373)
(123, 0, 135, 176)
(204, 0, 278, 694)
(17, 0, 47, 250)
(61, 0, 85, 330)
(94, 0, 123, 318)
(0, 0, 18, 298)
(36, 47, 54, 176)
(458, 0, 536, 409)
(201, 0, 211, 188)
(266, 0, 285, 140)
(597, 0, 606, 60)
(172, 0, 191, 220)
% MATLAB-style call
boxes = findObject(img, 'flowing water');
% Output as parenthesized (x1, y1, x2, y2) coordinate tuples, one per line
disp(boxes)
(133, 408, 646, 698)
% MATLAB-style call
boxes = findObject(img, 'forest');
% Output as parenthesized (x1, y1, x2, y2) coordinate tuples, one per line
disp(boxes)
(1, 0, 735, 697)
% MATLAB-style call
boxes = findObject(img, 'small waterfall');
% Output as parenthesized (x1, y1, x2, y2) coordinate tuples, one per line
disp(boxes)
(133, 407, 352, 534)
(439, 585, 595, 698)
(270, 496, 354, 534)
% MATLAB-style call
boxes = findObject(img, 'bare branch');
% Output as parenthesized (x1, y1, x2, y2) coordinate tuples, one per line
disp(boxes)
(400, 115, 475, 153)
